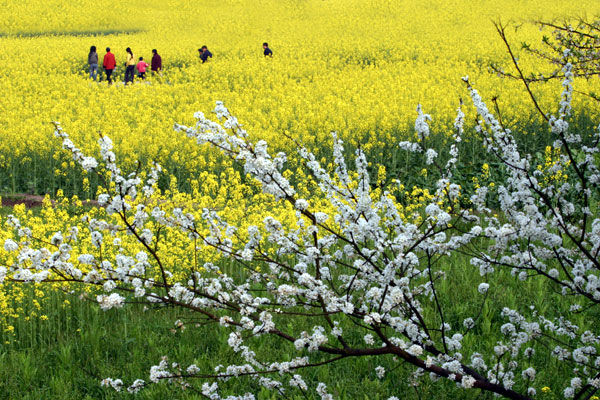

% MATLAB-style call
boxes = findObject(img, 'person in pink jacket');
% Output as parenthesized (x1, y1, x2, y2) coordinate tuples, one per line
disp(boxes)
(136, 57, 149, 80)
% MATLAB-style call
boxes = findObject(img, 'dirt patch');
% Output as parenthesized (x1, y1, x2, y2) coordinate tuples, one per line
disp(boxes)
(1, 194, 98, 209)
(2, 195, 44, 208)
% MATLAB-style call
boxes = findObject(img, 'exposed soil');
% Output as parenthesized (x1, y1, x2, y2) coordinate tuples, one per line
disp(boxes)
(1, 194, 98, 209)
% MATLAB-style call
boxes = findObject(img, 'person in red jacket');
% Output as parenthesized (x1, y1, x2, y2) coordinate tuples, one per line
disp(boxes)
(103, 47, 116, 84)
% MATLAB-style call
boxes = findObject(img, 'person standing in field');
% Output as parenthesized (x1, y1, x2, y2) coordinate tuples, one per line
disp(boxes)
(263, 42, 273, 57)
(88, 46, 99, 80)
(151, 49, 162, 75)
(124, 47, 136, 84)
(198, 46, 212, 63)
(136, 57, 149, 80)
(103, 47, 116, 84)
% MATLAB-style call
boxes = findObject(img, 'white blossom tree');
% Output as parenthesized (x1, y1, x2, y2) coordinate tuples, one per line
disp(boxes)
(2, 30, 600, 400)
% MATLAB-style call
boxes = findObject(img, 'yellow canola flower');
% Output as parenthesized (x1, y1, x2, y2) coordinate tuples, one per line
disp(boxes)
(0, 0, 598, 195)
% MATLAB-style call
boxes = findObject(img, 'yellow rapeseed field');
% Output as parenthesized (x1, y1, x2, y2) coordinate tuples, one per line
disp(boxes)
(0, 0, 599, 330)
(1, 0, 599, 192)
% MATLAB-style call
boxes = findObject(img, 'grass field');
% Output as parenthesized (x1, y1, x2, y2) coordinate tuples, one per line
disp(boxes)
(0, 249, 579, 400)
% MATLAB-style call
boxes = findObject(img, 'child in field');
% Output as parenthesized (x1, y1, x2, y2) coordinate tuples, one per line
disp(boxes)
(198, 46, 213, 63)
(136, 57, 149, 80)
(263, 42, 273, 57)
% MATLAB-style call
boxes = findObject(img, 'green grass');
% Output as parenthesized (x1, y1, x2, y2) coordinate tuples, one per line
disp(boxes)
(0, 290, 443, 400)
(0, 247, 578, 399)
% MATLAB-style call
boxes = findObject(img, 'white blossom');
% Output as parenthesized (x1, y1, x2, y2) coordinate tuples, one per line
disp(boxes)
(477, 283, 489, 294)
(3, 239, 18, 252)
(97, 293, 125, 311)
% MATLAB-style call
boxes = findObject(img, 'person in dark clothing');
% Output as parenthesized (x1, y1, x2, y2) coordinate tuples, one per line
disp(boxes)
(151, 49, 162, 75)
(263, 42, 273, 57)
(198, 46, 213, 63)
(103, 47, 116, 84)
(88, 46, 99, 80)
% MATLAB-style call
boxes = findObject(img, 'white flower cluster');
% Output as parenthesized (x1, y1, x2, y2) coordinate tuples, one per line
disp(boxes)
(100, 378, 123, 392)
(174, 103, 295, 200)
(97, 293, 125, 311)
(53, 122, 98, 172)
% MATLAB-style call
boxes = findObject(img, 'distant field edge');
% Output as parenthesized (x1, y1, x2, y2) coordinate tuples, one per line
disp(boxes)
(0, 28, 145, 38)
